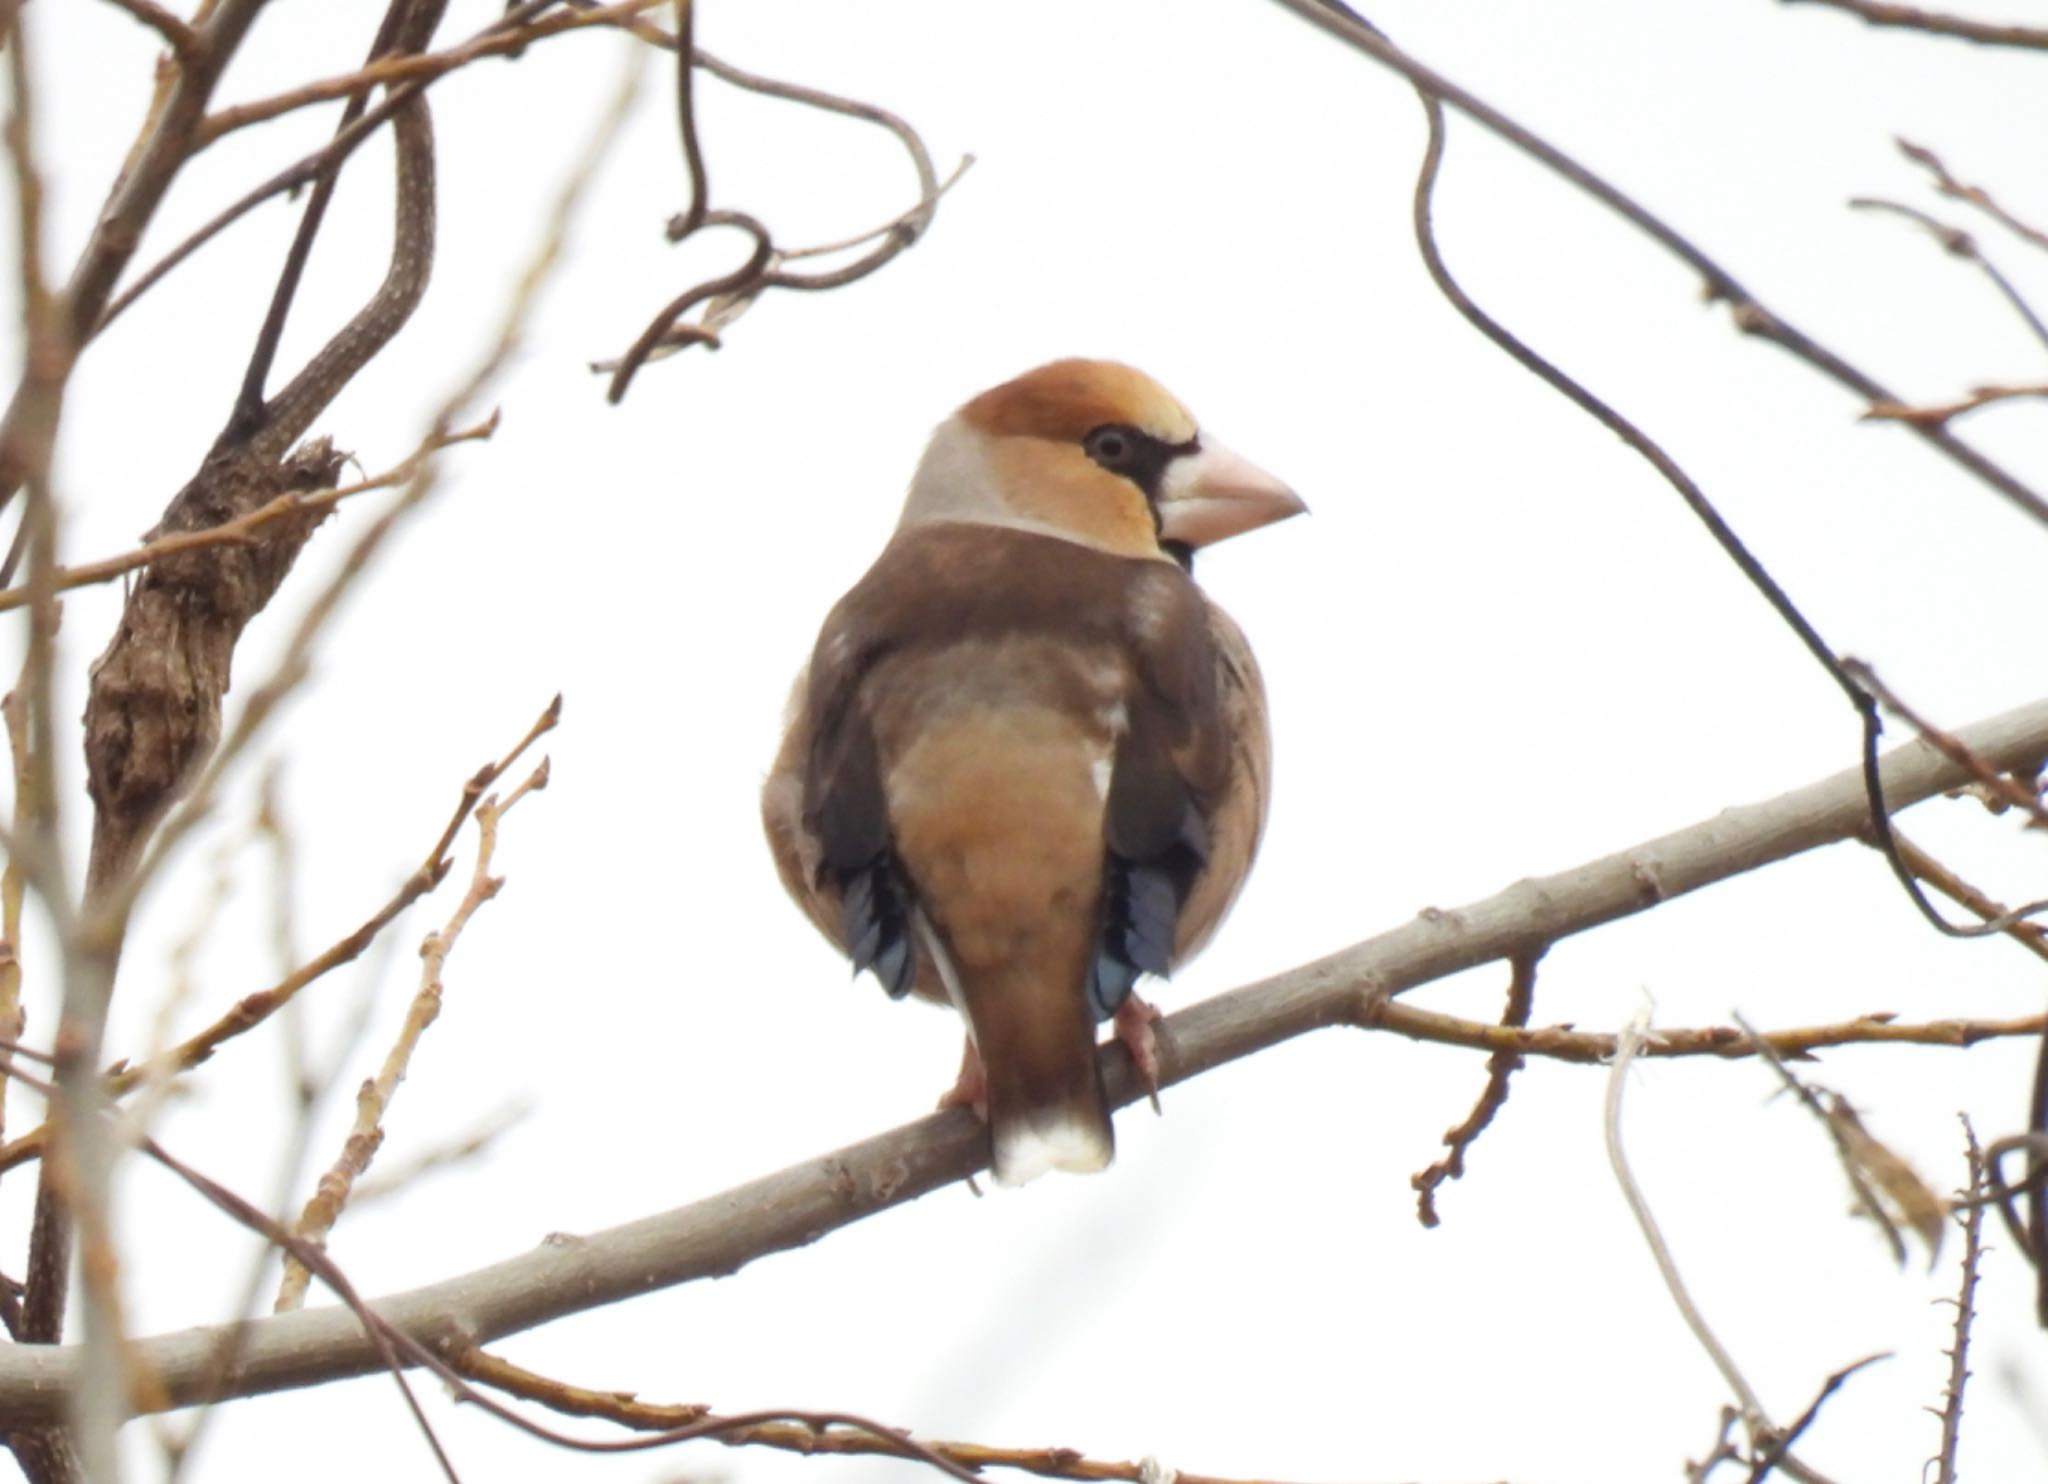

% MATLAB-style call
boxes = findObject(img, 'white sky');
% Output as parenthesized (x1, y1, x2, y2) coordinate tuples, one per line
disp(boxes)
(11, 2, 2048, 1481)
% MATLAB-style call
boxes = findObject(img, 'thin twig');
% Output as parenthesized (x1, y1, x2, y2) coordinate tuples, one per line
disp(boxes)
(275, 761, 548, 1311)
(97, 0, 202, 62)
(1849, 196, 2048, 352)
(0, 661, 36, 1162)
(143, 1140, 462, 1483)
(1686, 1407, 1742, 1483)
(1896, 137, 2048, 253)
(1397, 55, 2001, 945)
(2034, 1015, 2048, 1327)
(1887, 829, 2048, 964)
(1783, 0, 2048, 50)
(454, 1345, 1297, 1484)
(1263, 0, 2048, 526)
(0, 0, 268, 517)
(223, 0, 444, 449)
(6, 17, 113, 1484)
(86, 45, 638, 942)
(0, 414, 496, 614)
(1410, 951, 1539, 1226)
(1746, 1354, 1889, 1483)
(592, 8, 956, 399)
(1929, 1120, 1987, 1484)
(349, 1101, 531, 1207)
(95, 1, 659, 336)
(193, 0, 666, 145)
(1844, 658, 2048, 828)
(1863, 383, 2048, 428)
(110, 691, 553, 1094)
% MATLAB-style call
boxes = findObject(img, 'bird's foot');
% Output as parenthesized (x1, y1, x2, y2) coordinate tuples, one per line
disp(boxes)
(936, 1038, 990, 1122)
(1114, 994, 1166, 1114)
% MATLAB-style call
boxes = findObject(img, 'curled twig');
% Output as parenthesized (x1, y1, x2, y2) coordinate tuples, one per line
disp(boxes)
(592, 6, 960, 400)
(1393, 30, 1994, 946)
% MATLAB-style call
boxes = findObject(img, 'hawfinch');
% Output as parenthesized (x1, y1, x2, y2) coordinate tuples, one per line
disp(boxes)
(763, 360, 1303, 1186)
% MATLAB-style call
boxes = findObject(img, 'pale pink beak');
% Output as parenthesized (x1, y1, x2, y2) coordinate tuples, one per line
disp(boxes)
(1156, 437, 1308, 548)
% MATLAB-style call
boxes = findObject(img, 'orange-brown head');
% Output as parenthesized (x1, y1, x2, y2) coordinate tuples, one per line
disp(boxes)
(900, 359, 1306, 562)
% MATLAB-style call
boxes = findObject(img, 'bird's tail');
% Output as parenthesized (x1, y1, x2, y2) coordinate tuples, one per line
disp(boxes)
(965, 959, 1114, 1187)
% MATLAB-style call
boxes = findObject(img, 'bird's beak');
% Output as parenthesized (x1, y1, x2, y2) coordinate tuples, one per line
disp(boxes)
(1156, 438, 1308, 549)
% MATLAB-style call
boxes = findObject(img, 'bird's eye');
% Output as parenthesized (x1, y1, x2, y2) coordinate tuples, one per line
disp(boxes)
(1084, 425, 1138, 470)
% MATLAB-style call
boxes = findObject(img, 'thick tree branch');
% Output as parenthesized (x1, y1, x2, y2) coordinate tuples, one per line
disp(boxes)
(0, 694, 2039, 1423)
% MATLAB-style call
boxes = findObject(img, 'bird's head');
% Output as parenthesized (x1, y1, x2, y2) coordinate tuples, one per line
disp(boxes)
(901, 359, 1306, 565)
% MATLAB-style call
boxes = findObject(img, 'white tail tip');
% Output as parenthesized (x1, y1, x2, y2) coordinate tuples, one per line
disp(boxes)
(992, 1110, 1113, 1187)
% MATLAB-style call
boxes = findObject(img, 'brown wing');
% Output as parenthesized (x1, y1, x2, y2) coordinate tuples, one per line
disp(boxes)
(1172, 598, 1271, 962)
(1090, 566, 1270, 1012)
(761, 583, 936, 1005)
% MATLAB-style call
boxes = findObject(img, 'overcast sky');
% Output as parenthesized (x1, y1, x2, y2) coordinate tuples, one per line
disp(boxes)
(13, 2, 2048, 1481)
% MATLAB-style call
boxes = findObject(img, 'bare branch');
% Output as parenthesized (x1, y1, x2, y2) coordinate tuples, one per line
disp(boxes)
(193, 0, 668, 145)
(1845, 658, 2048, 828)
(0, 692, 2038, 1418)
(348, 1102, 530, 1207)
(1782, 0, 2048, 50)
(1896, 137, 2048, 252)
(1398, 37, 1991, 945)
(1262, 0, 2048, 526)
(92, 1, 656, 337)
(0, 0, 268, 510)
(95, 0, 201, 63)
(0, 414, 495, 615)
(454, 1344, 1315, 1484)
(225, 0, 447, 455)
(1863, 383, 2048, 428)
(1930, 1121, 1986, 1484)
(2032, 1020, 2048, 1325)
(1375, 1003, 2040, 1063)
(594, 9, 957, 398)
(1747, 1354, 1889, 1483)
(1849, 196, 2048, 352)
(276, 761, 549, 1311)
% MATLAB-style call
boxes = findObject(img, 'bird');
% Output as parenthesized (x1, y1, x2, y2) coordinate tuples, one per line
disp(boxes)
(762, 359, 1303, 1186)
